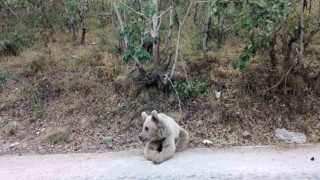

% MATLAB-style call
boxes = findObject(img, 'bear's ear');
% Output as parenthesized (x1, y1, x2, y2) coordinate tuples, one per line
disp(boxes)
(141, 112, 148, 121)
(151, 110, 159, 123)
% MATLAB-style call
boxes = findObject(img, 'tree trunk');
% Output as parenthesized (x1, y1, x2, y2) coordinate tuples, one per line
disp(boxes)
(80, 0, 86, 45)
(203, 2, 211, 60)
(152, 0, 161, 72)
(218, 7, 226, 48)
(194, 3, 201, 34)
(269, 22, 278, 68)
(164, 0, 174, 71)
(170, 0, 194, 79)
(70, 13, 76, 41)
(280, 17, 289, 62)
(111, 4, 122, 54)
(297, 0, 305, 66)
(304, 0, 320, 50)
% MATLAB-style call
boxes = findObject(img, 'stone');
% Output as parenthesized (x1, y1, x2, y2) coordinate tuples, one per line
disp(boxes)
(10, 142, 19, 148)
(2, 143, 10, 152)
(275, 128, 306, 144)
(242, 131, 251, 139)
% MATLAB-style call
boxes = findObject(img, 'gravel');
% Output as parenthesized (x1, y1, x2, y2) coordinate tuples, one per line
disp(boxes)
(0, 145, 319, 179)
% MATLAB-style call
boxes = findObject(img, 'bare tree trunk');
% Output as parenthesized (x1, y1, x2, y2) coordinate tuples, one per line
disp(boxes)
(152, 0, 161, 72)
(64, 3, 76, 41)
(218, 7, 226, 48)
(111, 4, 122, 54)
(164, 0, 174, 71)
(280, 16, 299, 67)
(139, 0, 146, 47)
(203, 2, 211, 60)
(307, 0, 320, 79)
(304, 0, 320, 49)
(80, 0, 86, 45)
(297, 0, 305, 65)
(194, 3, 201, 34)
(280, 16, 289, 62)
(170, 0, 194, 79)
(70, 13, 76, 41)
(269, 22, 278, 67)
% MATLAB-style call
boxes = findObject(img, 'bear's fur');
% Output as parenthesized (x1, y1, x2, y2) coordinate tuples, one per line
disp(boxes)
(138, 110, 189, 164)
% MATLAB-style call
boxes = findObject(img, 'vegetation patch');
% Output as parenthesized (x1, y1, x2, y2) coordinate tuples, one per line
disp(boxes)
(48, 131, 70, 145)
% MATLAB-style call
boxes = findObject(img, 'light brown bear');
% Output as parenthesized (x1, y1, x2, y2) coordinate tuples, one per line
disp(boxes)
(138, 110, 189, 164)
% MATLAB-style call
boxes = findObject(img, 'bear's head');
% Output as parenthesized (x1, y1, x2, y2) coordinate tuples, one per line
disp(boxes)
(138, 110, 163, 142)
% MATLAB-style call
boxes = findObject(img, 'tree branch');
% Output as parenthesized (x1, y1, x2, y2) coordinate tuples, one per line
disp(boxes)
(2, 0, 19, 19)
(170, 0, 194, 79)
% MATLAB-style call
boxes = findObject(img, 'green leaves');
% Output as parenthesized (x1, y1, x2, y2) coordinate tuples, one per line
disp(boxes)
(170, 80, 207, 98)
(122, 50, 132, 64)
(0, 69, 8, 86)
(231, 0, 293, 70)
(143, 1, 156, 19)
(122, 47, 151, 64)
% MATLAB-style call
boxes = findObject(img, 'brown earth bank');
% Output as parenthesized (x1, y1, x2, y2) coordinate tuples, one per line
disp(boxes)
(1, 43, 320, 155)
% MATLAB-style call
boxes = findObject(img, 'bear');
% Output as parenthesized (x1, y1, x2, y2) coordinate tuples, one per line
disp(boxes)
(138, 110, 189, 164)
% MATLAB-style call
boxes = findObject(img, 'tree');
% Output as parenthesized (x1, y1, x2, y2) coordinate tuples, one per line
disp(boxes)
(80, 0, 86, 44)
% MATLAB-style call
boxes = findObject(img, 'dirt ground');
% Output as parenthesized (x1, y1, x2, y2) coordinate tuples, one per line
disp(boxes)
(1, 50, 320, 155)
(1, 24, 320, 155)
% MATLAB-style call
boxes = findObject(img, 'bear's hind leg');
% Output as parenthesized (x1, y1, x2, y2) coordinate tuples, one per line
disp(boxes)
(176, 129, 189, 152)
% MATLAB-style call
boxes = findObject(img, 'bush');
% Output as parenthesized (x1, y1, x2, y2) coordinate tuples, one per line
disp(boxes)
(170, 79, 207, 98)
(0, 69, 8, 86)
(190, 32, 203, 50)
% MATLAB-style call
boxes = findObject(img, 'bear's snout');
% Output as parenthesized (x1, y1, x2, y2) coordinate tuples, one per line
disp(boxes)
(138, 134, 146, 142)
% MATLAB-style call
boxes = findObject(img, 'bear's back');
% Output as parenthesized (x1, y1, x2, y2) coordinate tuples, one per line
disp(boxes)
(158, 113, 181, 138)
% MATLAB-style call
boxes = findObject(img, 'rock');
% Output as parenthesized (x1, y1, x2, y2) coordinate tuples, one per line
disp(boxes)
(275, 128, 306, 144)
(3, 121, 19, 136)
(10, 142, 19, 148)
(203, 139, 213, 145)
(242, 131, 251, 139)
(2, 143, 10, 152)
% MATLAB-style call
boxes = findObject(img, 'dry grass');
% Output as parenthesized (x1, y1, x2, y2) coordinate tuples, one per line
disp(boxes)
(97, 52, 114, 79)
(138, 90, 150, 104)
(114, 75, 139, 97)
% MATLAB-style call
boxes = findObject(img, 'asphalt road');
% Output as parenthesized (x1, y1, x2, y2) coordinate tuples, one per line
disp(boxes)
(0, 145, 319, 180)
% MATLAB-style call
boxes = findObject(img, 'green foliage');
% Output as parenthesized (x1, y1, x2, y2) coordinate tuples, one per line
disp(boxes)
(227, 0, 293, 69)
(190, 31, 203, 50)
(115, 1, 153, 63)
(48, 131, 69, 144)
(170, 80, 207, 98)
(0, 30, 28, 55)
(96, 14, 109, 27)
(98, 30, 109, 51)
(12, 72, 21, 83)
(122, 47, 151, 63)
(0, 69, 8, 86)
(142, 1, 156, 18)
